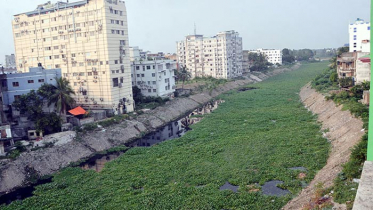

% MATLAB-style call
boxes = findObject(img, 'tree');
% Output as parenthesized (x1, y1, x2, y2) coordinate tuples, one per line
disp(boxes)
(175, 67, 192, 90)
(293, 49, 314, 61)
(12, 90, 61, 134)
(330, 46, 349, 69)
(248, 52, 272, 72)
(132, 86, 143, 105)
(282, 48, 295, 64)
(48, 77, 76, 118)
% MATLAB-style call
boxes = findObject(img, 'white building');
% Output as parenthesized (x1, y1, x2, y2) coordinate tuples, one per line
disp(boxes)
(349, 18, 370, 53)
(12, 0, 134, 113)
(131, 60, 176, 98)
(356, 52, 371, 84)
(249, 49, 282, 65)
(5, 54, 16, 68)
(177, 30, 243, 79)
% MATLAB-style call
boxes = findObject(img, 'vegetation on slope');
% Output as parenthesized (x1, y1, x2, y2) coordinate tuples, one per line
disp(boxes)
(3, 62, 329, 209)
(311, 51, 369, 209)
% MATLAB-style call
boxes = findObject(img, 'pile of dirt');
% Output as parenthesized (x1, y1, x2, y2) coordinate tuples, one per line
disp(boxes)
(283, 84, 364, 210)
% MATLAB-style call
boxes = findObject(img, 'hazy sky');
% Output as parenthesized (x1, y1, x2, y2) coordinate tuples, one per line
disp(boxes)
(0, 0, 369, 65)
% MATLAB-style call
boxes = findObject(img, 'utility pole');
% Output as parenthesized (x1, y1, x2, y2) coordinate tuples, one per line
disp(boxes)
(368, 0, 373, 161)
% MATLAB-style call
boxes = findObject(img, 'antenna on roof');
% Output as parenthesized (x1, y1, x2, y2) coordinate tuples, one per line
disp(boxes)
(194, 22, 197, 35)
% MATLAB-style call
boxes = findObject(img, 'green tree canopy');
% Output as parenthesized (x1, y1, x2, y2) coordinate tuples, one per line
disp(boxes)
(282, 48, 295, 64)
(248, 52, 272, 72)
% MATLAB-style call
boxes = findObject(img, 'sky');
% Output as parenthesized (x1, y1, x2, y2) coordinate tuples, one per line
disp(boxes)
(0, 0, 370, 65)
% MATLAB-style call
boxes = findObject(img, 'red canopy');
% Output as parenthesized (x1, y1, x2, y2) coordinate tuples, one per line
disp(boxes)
(68, 106, 87, 116)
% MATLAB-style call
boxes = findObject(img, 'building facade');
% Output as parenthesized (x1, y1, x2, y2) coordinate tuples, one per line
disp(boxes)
(12, 0, 134, 113)
(131, 60, 176, 98)
(5, 54, 16, 68)
(177, 30, 243, 79)
(337, 52, 357, 79)
(356, 52, 371, 84)
(349, 18, 370, 53)
(0, 66, 61, 105)
(249, 49, 282, 65)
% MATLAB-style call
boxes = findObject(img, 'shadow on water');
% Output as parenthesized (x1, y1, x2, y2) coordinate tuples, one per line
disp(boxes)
(0, 100, 224, 206)
(0, 177, 52, 206)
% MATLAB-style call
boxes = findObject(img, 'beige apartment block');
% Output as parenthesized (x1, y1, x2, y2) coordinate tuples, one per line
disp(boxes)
(177, 31, 243, 79)
(12, 0, 134, 113)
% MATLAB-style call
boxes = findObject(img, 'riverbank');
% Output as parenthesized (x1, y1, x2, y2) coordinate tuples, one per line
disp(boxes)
(283, 84, 364, 209)
(0, 64, 300, 195)
(1, 62, 330, 209)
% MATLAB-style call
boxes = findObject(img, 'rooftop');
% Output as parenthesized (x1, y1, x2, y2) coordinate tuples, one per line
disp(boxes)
(14, 0, 88, 17)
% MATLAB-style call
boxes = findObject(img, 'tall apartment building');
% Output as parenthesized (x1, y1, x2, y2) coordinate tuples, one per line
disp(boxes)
(349, 18, 370, 53)
(249, 49, 282, 65)
(12, 0, 134, 113)
(177, 30, 243, 79)
(5, 54, 16, 68)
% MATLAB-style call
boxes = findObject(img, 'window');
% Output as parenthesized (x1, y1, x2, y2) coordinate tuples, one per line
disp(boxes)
(72, 53, 76, 57)
(120, 40, 126, 45)
(12, 82, 19, 87)
(153, 81, 156, 85)
(28, 80, 34, 84)
(137, 74, 140, 77)
(141, 74, 145, 77)
(147, 66, 151, 70)
(354, 35, 357, 40)
(38, 79, 44, 83)
(100, 61, 103, 65)
(369, 26, 371, 30)
(148, 89, 151, 93)
(354, 27, 357, 33)
(153, 89, 156, 92)
(55, 64, 60, 68)
(115, 60, 118, 64)
(112, 78, 119, 87)
(152, 73, 156, 77)
(14, 95, 21, 100)
(136, 66, 140, 70)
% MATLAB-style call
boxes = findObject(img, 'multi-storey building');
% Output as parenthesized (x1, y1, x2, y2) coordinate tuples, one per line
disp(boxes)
(349, 18, 370, 53)
(177, 30, 243, 79)
(12, 0, 134, 113)
(131, 60, 176, 98)
(5, 54, 16, 68)
(249, 49, 282, 65)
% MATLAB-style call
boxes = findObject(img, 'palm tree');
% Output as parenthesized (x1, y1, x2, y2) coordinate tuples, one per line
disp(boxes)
(176, 66, 192, 90)
(48, 77, 75, 121)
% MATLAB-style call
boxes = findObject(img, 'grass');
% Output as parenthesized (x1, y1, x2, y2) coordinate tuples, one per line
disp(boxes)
(2, 62, 329, 209)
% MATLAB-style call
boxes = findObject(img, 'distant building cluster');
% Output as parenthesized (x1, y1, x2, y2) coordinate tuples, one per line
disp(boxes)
(177, 31, 243, 79)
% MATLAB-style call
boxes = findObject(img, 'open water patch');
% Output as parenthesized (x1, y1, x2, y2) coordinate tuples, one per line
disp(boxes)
(238, 87, 258, 92)
(262, 181, 290, 197)
(219, 182, 239, 193)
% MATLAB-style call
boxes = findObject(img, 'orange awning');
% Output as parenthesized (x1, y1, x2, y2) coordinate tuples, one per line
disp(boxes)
(68, 106, 87, 116)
